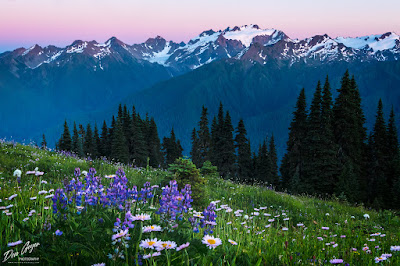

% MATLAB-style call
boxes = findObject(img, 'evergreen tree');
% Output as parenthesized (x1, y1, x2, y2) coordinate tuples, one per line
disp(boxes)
(72, 122, 79, 154)
(387, 106, 400, 207)
(84, 124, 94, 156)
(111, 119, 129, 164)
(303, 81, 323, 194)
(130, 112, 147, 167)
(234, 119, 252, 183)
(209, 116, 219, 166)
(108, 116, 116, 156)
(77, 124, 85, 157)
(100, 121, 108, 157)
(197, 106, 211, 165)
(280, 88, 308, 192)
(269, 135, 279, 187)
(256, 139, 271, 185)
(190, 128, 201, 167)
(319, 76, 341, 195)
(333, 71, 366, 202)
(162, 128, 183, 166)
(371, 99, 389, 207)
(219, 111, 236, 178)
(41, 134, 47, 149)
(93, 124, 100, 158)
(60, 120, 72, 151)
(146, 118, 162, 167)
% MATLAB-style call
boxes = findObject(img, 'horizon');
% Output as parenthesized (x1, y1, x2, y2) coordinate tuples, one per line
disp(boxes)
(1, 0, 399, 53)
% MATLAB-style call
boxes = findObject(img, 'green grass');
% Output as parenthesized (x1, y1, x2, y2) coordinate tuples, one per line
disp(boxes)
(0, 141, 399, 265)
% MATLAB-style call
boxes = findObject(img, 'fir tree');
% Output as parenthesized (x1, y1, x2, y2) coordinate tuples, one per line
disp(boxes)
(197, 106, 211, 165)
(256, 139, 271, 185)
(234, 119, 252, 183)
(77, 124, 85, 157)
(269, 135, 279, 187)
(84, 124, 94, 156)
(60, 120, 72, 151)
(219, 111, 236, 178)
(333, 71, 366, 202)
(41, 134, 47, 149)
(100, 121, 108, 157)
(71, 122, 79, 154)
(371, 99, 389, 207)
(162, 128, 183, 166)
(303, 81, 323, 194)
(190, 128, 201, 167)
(93, 124, 100, 158)
(111, 119, 129, 164)
(280, 88, 308, 192)
(146, 118, 162, 167)
(130, 112, 148, 167)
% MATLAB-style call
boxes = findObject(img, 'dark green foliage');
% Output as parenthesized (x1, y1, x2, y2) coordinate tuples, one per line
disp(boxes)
(200, 161, 219, 178)
(234, 119, 252, 183)
(197, 106, 211, 166)
(162, 128, 183, 166)
(84, 124, 94, 157)
(71, 122, 79, 154)
(77, 124, 85, 157)
(387, 107, 400, 207)
(146, 118, 163, 167)
(219, 111, 236, 178)
(93, 124, 100, 158)
(168, 158, 206, 207)
(268, 135, 279, 187)
(111, 120, 129, 164)
(255, 140, 271, 185)
(190, 128, 201, 167)
(280, 88, 308, 192)
(41, 134, 47, 149)
(130, 111, 148, 167)
(60, 120, 72, 151)
(370, 100, 390, 207)
(100, 121, 108, 157)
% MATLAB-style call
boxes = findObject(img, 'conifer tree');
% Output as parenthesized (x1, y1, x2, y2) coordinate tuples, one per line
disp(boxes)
(280, 88, 308, 192)
(319, 76, 341, 194)
(108, 116, 116, 156)
(387, 106, 400, 207)
(269, 135, 279, 187)
(234, 119, 252, 183)
(333, 71, 366, 201)
(84, 124, 94, 156)
(77, 124, 85, 157)
(209, 116, 219, 166)
(111, 119, 129, 164)
(100, 121, 108, 157)
(60, 120, 72, 151)
(197, 106, 211, 165)
(93, 124, 100, 158)
(162, 128, 183, 166)
(303, 81, 323, 194)
(146, 118, 162, 167)
(256, 139, 271, 184)
(130, 112, 147, 167)
(71, 122, 79, 154)
(41, 134, 47, 149)
(190, 128, 201, 167)
(219, 111, 236, 178)
(371, 99, 389, 207)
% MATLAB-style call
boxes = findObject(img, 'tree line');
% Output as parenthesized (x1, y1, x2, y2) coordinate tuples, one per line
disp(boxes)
(280, 70, 400, 209)
(190, 104, 279, 185)
(56, 104, 182, 168)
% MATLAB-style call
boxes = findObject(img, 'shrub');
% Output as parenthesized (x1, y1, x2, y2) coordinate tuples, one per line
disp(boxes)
(168, 158, 207, 207)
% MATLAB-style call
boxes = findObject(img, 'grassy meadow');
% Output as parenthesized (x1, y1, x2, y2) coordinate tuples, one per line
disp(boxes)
(0, 141, 399, 265)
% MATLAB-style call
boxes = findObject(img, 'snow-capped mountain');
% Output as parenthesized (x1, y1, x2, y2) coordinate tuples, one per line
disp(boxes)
(1, 24, 399, 75)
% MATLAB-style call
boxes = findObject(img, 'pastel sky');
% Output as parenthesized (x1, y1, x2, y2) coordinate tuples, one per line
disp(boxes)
(1, 0, 399, 52)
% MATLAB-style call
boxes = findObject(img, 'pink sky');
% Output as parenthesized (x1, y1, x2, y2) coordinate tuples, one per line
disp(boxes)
(1, 0, 399, 52)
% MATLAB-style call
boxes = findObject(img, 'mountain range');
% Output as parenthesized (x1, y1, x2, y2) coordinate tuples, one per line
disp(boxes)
(1, 24, 399, 158)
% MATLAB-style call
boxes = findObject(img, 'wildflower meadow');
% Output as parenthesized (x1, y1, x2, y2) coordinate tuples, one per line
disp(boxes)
(0, 141, 400, 265)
